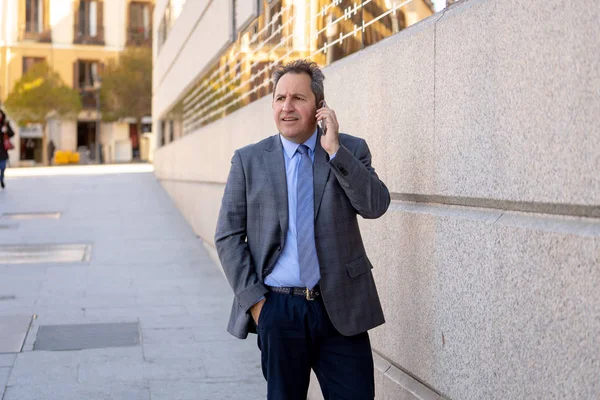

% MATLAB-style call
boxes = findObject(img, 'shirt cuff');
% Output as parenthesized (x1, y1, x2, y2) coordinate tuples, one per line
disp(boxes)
(328, 152, 338, 161)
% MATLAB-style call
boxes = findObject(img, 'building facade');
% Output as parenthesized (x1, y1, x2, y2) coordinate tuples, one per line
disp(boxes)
(152, 0, 453, 147)
(0, 0, 154, 166)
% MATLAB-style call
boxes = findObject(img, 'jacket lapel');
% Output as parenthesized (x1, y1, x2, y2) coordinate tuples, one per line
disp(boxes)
(264, 135, 289, 236)
(313, 129, 331, 219)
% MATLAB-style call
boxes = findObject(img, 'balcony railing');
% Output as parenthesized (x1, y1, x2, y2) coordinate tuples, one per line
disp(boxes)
(20, 26, 52, 43)
(127, 27, 153, 47)
(74, 25, 105, 45)
(80, 89, 98, 109)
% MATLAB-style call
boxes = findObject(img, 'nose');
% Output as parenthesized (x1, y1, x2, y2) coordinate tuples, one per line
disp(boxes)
(282, 96, 293, 112)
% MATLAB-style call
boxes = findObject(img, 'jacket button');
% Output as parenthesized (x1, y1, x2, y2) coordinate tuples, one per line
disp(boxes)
(278, 246, 282, 251)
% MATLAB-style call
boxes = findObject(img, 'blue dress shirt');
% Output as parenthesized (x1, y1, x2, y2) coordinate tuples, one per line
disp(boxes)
(264, 129, 322, 287)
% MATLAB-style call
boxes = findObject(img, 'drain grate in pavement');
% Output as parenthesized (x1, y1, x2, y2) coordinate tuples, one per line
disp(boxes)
(1, 212, 61, 220)
(0, 224, 18, 230)
(34, 322, 140, 351)
(0, 315, 33, 353)
(0, 244, 92, 264)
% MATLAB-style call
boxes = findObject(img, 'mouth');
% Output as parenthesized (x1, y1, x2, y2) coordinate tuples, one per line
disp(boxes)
(281, 117, 299, 122)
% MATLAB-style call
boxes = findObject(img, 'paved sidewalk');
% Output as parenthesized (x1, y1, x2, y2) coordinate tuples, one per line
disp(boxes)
(0, 165, 265, 399)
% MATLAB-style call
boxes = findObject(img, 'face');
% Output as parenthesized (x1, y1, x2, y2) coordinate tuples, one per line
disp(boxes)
(272, 72, 318, 144)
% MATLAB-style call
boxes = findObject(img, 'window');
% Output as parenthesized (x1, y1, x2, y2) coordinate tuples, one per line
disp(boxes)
(79, 1, 98, 36)
(128, 2, 153, 46)
(76, 60, 99, 89)
(74, 0, 104, 44)
(157, 2, 171, 49)
(25, 0, 44, 33)
(157, 0, 186, 51)
(74, 60, 102, 108)
(22, 57, 45, 75)
(160, 120, 166, 146)
(24, 0, 50, 41)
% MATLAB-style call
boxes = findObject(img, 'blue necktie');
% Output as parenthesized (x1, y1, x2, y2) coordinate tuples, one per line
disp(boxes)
(296, 145, 320, 289)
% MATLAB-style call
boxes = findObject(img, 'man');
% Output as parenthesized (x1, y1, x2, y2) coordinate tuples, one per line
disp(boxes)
(215, 60, 390, 399)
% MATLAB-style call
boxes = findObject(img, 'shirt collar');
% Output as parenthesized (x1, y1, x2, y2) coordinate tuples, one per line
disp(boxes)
(279, 128, 318, 159)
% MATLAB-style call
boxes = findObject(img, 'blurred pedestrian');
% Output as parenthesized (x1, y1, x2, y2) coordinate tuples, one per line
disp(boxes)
(0, 109, 15, 189)
(48, 139, 56, 165)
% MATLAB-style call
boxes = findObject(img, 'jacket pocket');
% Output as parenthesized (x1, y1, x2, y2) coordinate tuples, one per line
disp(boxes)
(345, 255, 373, 278)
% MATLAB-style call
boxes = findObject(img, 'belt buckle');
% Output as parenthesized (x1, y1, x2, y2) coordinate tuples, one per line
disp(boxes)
(305, 288, 316, 301)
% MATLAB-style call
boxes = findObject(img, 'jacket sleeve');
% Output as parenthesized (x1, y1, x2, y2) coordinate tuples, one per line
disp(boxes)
(214, 150, 268, 313)
(328, 139, 390, 219)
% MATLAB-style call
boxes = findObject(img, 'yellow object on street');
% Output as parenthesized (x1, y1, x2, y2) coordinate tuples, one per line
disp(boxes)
(53, 150, 80, 165)
(54, 151, 69, 165)
(68, 152, 80, 163)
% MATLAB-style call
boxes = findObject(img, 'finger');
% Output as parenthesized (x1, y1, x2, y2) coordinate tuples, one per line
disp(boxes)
(320, 114, 337, 127)
(315, 110, 331, 119)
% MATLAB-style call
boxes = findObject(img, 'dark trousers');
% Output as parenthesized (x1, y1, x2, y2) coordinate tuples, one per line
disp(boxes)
(256, 291, 374, 400)
(0, 159, 6, 183)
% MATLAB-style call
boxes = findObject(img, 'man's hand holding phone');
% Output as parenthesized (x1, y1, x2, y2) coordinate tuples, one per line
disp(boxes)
(316, 100, 340, 157)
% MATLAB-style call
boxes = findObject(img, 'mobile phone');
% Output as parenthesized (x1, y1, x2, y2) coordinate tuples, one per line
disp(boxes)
(319, 100, 327, 135)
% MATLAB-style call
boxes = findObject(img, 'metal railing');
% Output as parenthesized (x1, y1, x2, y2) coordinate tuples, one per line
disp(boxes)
(80, 89, 97, 109)
(19, 25, 52, 43)
(73, 25, 105, 45)
(127, 27, 153, 47)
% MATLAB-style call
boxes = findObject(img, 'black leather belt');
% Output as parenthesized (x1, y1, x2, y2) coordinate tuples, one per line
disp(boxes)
(268, 285, 321, 301)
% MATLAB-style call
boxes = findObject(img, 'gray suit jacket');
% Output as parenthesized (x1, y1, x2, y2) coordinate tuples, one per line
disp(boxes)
(215, 131, 390, 339)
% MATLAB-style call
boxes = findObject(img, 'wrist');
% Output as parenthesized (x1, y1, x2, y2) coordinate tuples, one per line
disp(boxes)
(327, 143, 340, 157)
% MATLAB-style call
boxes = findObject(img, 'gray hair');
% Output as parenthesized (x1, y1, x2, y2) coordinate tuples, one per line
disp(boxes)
(272, 60, 325, 107)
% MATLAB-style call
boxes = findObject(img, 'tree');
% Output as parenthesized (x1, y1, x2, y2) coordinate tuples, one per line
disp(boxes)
(4, 62, 82, 165)
(99, 47, 152, 156)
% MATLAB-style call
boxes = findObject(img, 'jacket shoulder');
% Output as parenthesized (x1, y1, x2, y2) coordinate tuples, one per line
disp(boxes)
(236, 134, 278, 158)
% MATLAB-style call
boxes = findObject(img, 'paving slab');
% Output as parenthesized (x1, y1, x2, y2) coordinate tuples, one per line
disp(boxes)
(0, 315, 33, 353)
(78, 357, 207, 383)
(8, 351, 79, 386)
(3, 383, 151, 400)
(0, 366, 11, 387)
(149, 379, 266, 400)
(0, 354, 17, 367)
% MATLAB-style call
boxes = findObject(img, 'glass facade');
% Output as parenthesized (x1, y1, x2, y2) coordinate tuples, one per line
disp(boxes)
(163, 0, 457, 139)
